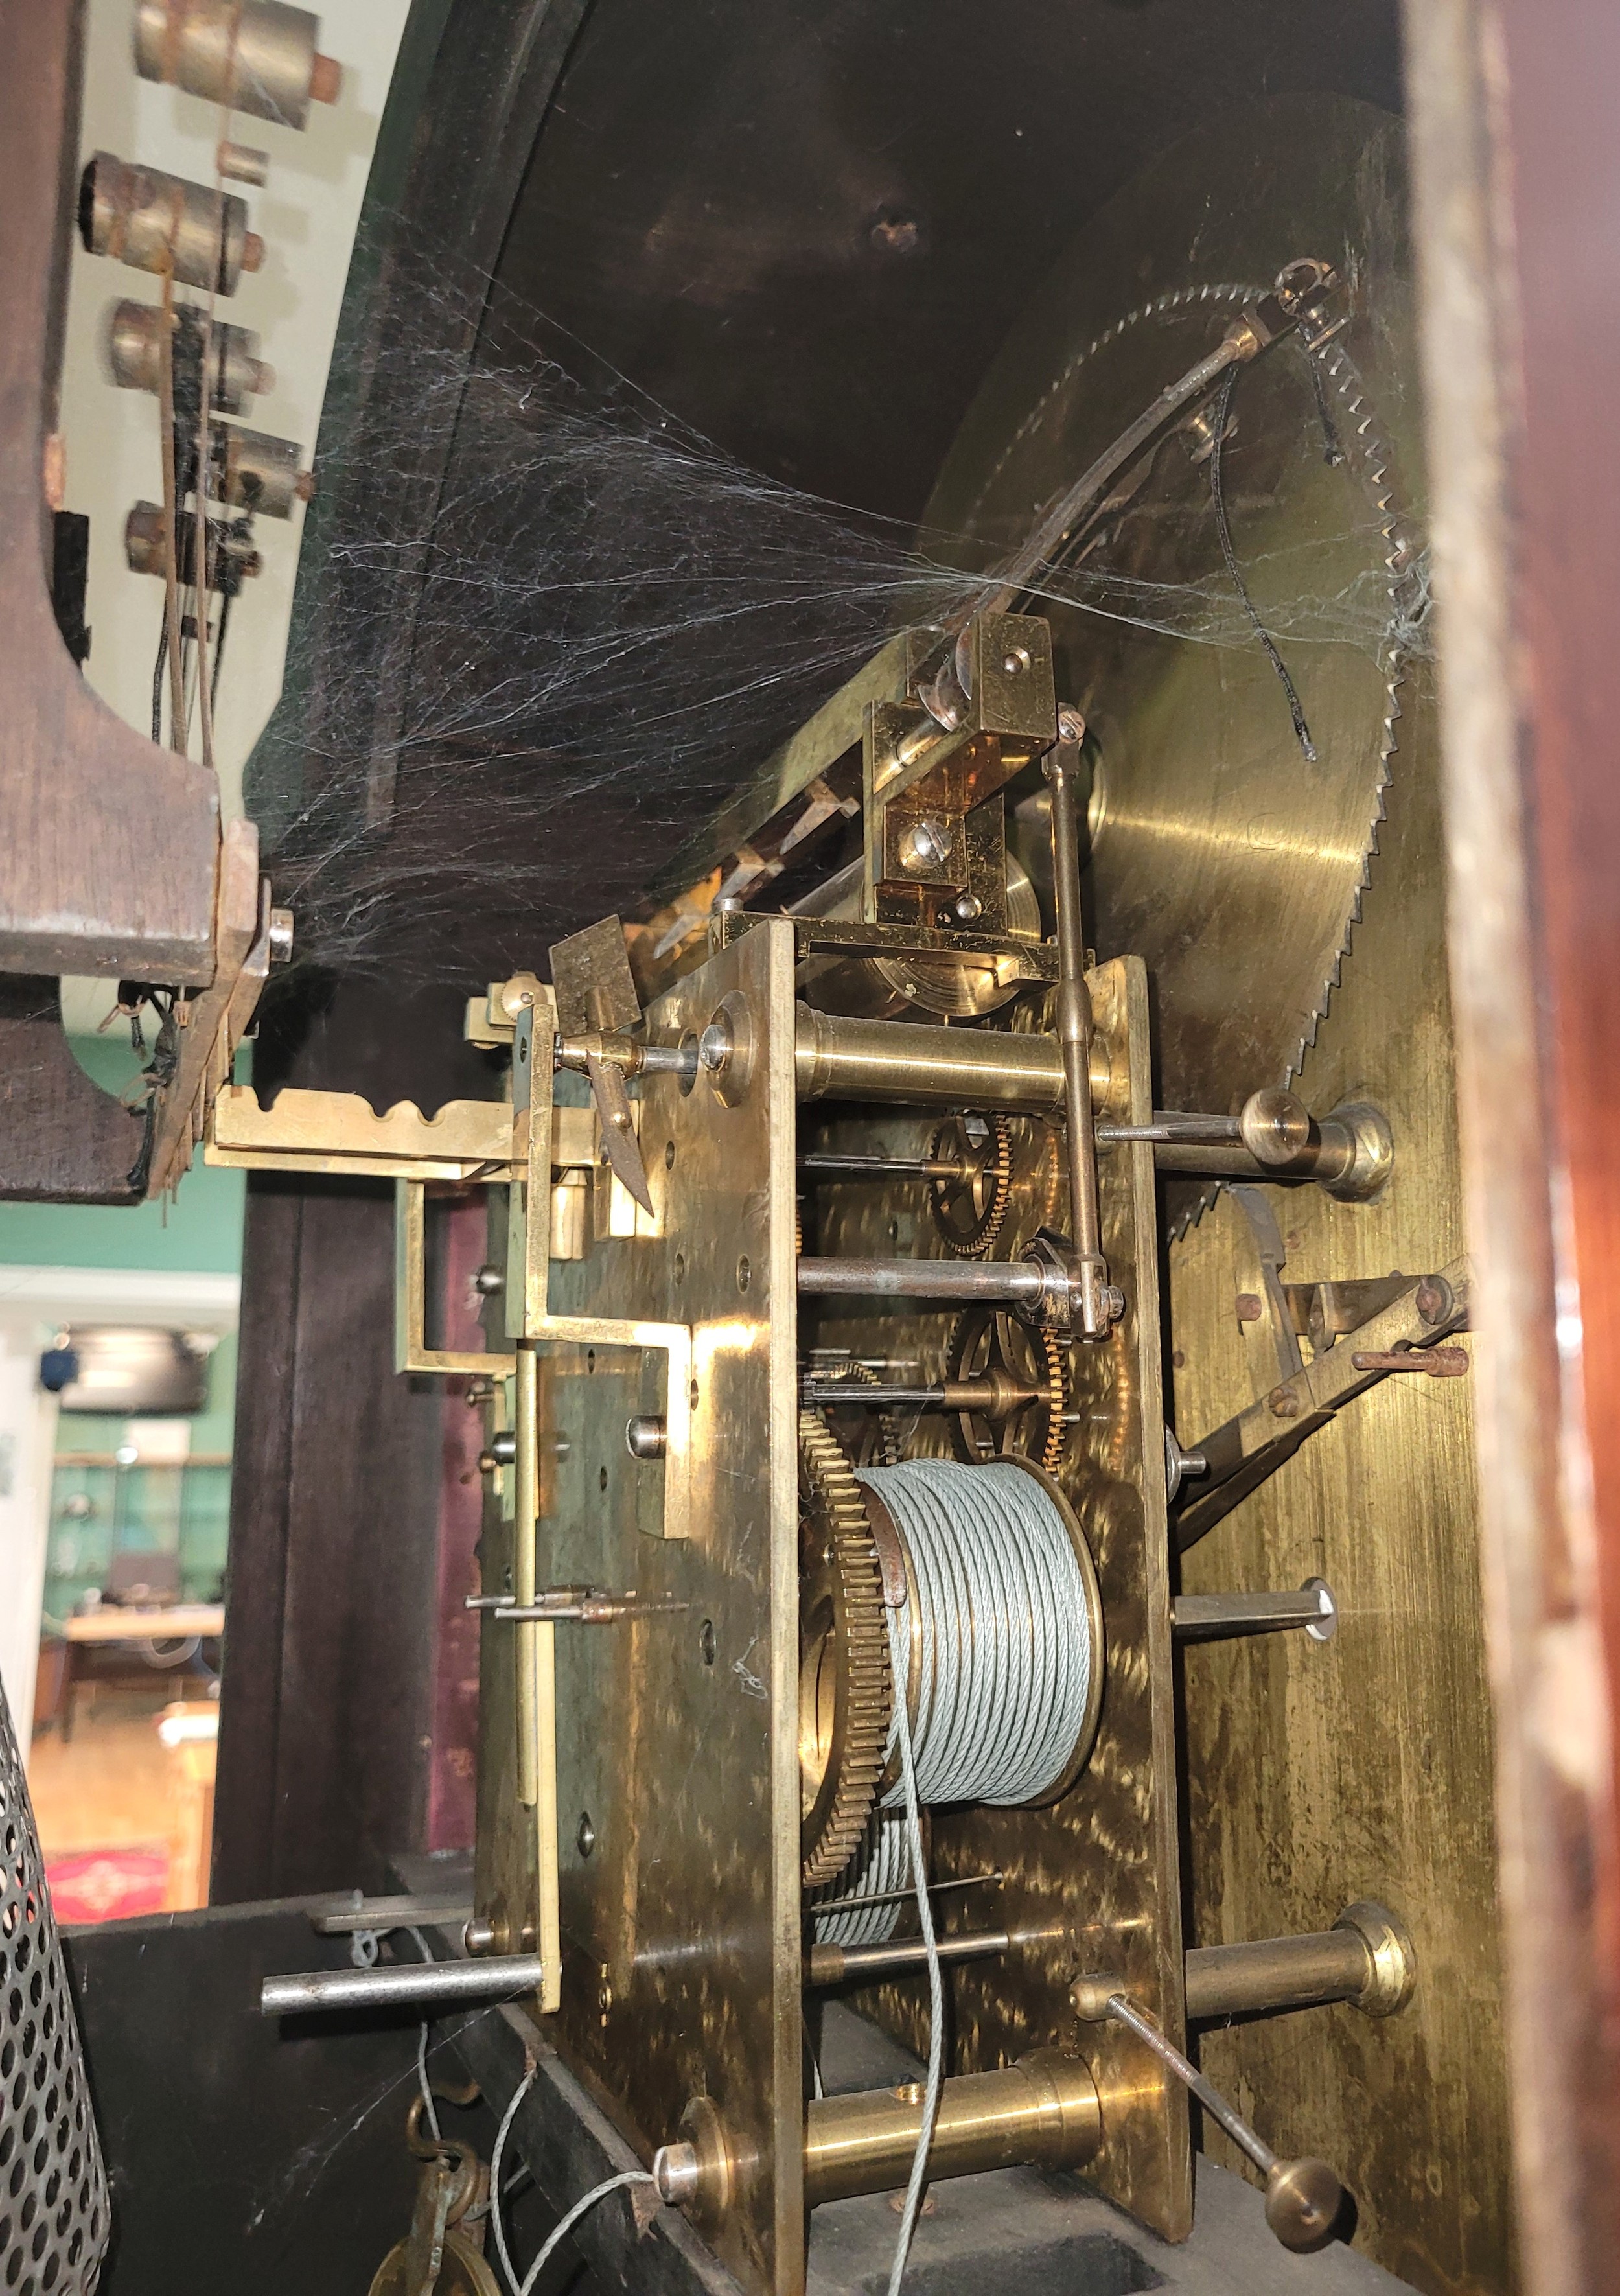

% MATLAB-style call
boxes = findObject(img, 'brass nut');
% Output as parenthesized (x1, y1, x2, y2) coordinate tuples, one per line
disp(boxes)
(700, 993, 756, 1107)
(1267, 1386, 1301, 1419)
(667, 2094, 734, 2231)
(1321, 1100, 1396, 1203)
(1240, 1087, 1313, 1166)
(1334, 1900, 1417, 2016)
(464, 1910, 515, 1957)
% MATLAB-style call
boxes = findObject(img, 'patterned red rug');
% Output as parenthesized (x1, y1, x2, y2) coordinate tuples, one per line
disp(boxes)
(45, 1843, 169, 1925)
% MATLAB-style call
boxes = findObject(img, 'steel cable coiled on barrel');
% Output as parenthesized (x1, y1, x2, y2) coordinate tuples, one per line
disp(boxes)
(856, 1458, 1100, 1810)
(807, 1807, 913, 1947)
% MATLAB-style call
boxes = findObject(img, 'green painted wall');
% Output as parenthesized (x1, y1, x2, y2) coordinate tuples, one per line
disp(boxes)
(0, 1036, 248, 1621)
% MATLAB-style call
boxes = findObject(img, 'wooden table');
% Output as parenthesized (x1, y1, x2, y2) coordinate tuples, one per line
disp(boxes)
(48, 1608, 225, 1739)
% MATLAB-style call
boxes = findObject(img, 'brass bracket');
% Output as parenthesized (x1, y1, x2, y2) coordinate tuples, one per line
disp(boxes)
(464, 971, 546, 1048)
(627, 612, 1059, 1006)
(394, 1178, 518, 1377)
(864, 611, 1056, 929)
(506, 995, 692, 1544)
(1177, 1256, 1473, 1551)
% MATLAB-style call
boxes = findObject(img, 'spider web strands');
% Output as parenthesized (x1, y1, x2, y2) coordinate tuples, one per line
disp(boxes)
(249, 209, 1429, 989)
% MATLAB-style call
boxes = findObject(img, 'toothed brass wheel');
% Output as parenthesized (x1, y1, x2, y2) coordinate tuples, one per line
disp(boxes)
(929, 1113, 1013, 1257)
(815, 1360, 902, 1467)
(944, 1309, 1069, 1475)
(799, 1411, 894, 1890)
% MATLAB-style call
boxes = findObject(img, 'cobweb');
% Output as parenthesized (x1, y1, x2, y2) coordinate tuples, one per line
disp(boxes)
(246, 212, 1428, 986)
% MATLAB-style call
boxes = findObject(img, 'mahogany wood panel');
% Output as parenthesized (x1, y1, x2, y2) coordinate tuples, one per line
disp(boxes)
(212, 982, 500, 1900)
(1404, 3, 1620, 2288)
(426, 1196, 487, 1853)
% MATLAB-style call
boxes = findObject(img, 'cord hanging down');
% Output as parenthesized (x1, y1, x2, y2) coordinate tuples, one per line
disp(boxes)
(1209, 364, 1318, 761)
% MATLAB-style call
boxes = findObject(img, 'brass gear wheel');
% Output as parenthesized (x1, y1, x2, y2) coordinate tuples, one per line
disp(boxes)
(798, 1410, 893, 1890)
(929, 1114, 1013, 1258)
(815, 1359, 901, 1467)
(944, 1308, 1069, 1476)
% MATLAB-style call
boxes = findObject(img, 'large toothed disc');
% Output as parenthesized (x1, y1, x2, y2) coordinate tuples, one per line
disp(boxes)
(798, 1411, 893, 1891)
(924, 98, 1424, 1224)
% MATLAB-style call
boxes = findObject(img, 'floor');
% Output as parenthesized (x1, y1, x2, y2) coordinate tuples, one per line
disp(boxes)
(29, 1681, 172, 1853)
(28, 1678, 214, 1918)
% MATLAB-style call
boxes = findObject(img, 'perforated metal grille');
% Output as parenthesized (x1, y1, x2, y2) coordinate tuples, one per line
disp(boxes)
(0, 1691, 108, 2296)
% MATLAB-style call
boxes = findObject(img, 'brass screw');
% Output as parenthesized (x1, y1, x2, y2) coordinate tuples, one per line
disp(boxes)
(897, 817, 951, 874)
(1268, 1385, 1301, 1419)
(1235, 1293, 1264, 1323)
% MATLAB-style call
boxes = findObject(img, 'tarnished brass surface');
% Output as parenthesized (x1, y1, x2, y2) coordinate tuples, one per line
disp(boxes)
(456, 99, 1506, 2296)
(549, 912, 642, 1037)
(794, 1004, 1124, 1116)
(524, 920, 803, 2296)
(1174, 1256, 1470, 1552)
(633, 632, 914, 982)
(394, 1179, 517, 1376)
(208, 1080, 513, 1179)
(897, 94, 1510, 2288)
(632, 612, 1054, 1008)
(802, 2052, 1100, 2206)
(802, 957, 1190, 2240)
(926, 99, 1421, 1134)
(474, 1229, 540, 1976)
(1183, 1913, 1399, 2023)
(1172, 657, 1513, 2291)
(944, 958, 1188, 2236)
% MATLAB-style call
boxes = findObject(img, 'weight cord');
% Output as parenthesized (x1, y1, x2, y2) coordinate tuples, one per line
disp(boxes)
(485, 1460, 1083, 2291)
(408, 1927, 442, 2145)
(859, 1461, 1093, 1809)
(490, 2061, 655, 2296)
(884, 1592, 943, 2296)
(1209, 364, 1317, 761)
(489, 2065, 535, 2294)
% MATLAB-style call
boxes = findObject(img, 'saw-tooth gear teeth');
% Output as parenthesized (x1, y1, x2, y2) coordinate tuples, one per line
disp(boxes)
(943, 1307, 1069, 1474)
(1202, 340, 1415, 1172)
(1037, 1327, 1070, 1476)
(814, 1360, 901, 1465)
(929, 1115, 1014, 1258)
(798, 1410, 893, 1890)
